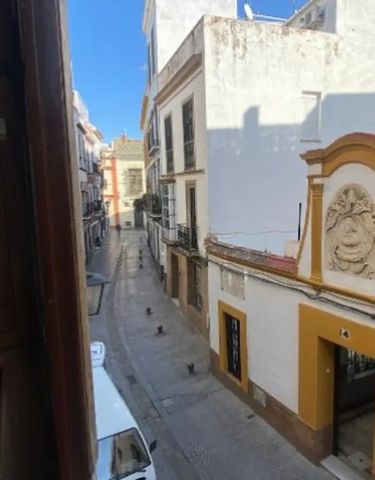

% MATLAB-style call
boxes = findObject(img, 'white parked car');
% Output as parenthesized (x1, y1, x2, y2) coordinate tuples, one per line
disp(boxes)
(91, 342, 157, 480)
(91, 341, 106, 368)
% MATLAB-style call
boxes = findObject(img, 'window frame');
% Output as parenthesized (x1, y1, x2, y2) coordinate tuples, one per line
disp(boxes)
(182, 96, 195, 170)
(164, 114, 174, 173)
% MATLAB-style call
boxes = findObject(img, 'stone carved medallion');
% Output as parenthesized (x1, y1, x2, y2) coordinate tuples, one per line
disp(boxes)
(325, 184, 375, 278)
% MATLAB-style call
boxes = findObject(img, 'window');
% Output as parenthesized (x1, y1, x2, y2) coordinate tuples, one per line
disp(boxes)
(97, 428, 151, 479)
(164, 115, 173, 173)
(161, 184, 170, 229)
(225, 313, 241, 381)
(148, 109, 159, 153)
(147, 28, 156, 86)
(126, 169, 143, 196)
(188, 260, 202, 311)
(147, 44, 152, 86)
(182, 98, 195, 170)
(301, 91, 321, 142)
(150, 28, 156, 75)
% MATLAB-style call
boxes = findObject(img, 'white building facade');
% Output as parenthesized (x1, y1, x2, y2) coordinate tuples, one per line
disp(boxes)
(154, 0, 375, 475)
(142, 0, 237, 283)
(73, 91, 108, 263)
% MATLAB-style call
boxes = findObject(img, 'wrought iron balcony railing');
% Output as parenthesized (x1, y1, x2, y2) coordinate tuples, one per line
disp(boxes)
(177, 224, 198, 251)
(162, 227, 178, 243)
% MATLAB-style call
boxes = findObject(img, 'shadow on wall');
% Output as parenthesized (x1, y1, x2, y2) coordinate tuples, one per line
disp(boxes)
(207, 92, 375, 255)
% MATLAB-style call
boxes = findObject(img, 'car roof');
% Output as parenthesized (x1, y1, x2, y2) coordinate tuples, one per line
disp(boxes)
(93, 366, 138, 440)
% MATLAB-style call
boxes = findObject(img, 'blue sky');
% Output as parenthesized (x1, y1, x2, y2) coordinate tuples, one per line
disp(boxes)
(68, 0, 307, 142)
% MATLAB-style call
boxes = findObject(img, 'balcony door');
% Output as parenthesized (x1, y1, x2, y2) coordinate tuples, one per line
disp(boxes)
(187, 184, 196, 230)
(186, 182, 197, 249)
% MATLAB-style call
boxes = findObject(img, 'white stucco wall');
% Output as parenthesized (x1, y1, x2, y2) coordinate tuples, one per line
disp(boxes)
(204, 15, 375, 255)
(209, 260, 375, 414)
(153, 0, 236, 72)
(159, 71, 209, 254)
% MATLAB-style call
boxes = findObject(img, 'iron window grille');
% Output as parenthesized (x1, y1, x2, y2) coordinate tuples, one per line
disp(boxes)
(225, 313, 241, 381)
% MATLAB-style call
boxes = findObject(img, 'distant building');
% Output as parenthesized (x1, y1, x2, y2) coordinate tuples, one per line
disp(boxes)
(102, 136, 145, 229)
(73, 91, 109, 263)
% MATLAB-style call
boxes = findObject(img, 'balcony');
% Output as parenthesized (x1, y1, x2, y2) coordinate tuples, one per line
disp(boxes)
(93, 200, 103, 212)
(82, 200, 104, 219)
(177, 224, 198, 251)
(144, 193, 162, 217)
(92, 162, 100, 174)
(162, 227, 178, 244)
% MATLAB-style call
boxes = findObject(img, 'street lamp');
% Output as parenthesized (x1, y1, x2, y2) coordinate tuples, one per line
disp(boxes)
(86, 271, 110, 316)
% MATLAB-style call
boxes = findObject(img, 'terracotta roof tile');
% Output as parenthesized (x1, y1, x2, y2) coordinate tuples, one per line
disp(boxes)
(112, 137, 144, 158)
(207, 238, 297, 275)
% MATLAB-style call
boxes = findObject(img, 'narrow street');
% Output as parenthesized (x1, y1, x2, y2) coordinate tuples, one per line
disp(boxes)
(90, 230, 334, 480)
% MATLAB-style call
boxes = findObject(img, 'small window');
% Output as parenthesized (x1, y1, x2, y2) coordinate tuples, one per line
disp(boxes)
(125, 221, 132, 227)
(182, 98, 195, 170)
(164, 115, 174, 173)
(225, 313, 242, 381)
(301, 91, 321, 142)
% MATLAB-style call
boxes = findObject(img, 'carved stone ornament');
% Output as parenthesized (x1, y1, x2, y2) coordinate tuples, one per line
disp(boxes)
(325, 184, 375, 278)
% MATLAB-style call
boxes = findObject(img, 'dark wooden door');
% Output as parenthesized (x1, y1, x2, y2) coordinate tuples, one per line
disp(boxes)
(171, 253, 179, 299)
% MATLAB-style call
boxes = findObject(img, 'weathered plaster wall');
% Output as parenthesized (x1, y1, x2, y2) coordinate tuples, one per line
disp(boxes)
(208, 260, 375, 414)
(204, 15, 375, 254)
(154, 0, 236, 72)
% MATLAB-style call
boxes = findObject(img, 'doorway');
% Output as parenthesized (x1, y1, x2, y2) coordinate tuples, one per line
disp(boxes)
(171, 253, 179, 299)
(334, 346, 375, 477)
(299, 305, 375, 479)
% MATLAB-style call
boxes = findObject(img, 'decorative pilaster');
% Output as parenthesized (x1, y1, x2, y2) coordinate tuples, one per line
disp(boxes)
(311, 183, 324, 283)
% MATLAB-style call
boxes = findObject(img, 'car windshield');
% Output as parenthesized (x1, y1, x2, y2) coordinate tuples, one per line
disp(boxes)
(97, 428, 151, 479)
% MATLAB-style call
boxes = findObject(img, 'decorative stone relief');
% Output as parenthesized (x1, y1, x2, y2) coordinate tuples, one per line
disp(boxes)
(326, 184, 375, 278)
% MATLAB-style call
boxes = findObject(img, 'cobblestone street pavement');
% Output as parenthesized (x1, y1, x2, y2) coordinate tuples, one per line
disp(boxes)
(90, 230, 335, 480)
